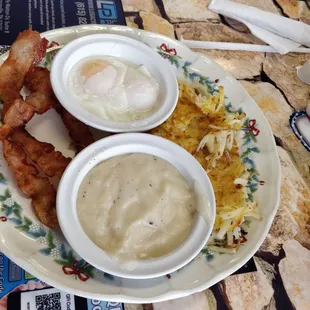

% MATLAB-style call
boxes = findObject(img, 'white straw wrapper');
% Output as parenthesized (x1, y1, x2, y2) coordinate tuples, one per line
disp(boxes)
(181, 39, 310, 54)
(209, 0, 310, 54)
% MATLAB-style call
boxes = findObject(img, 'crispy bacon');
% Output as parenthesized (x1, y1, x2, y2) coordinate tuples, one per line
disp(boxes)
(61, 110, 94, 153)
(10, 128, 71, 178)
(24, 67, 58, 114)
(0, 30, 48, 117)
(0, 99, 35, 140)
(24, 67, 94, 152)
(3, 140, 58, 227)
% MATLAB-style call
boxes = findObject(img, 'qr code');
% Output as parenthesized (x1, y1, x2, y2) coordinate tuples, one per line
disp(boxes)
(35, 292, 61, 310)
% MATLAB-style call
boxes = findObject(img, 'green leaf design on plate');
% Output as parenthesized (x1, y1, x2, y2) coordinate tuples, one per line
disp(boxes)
(198, 76, 214, 93)
(200, 247, 215, 262)
(0, 173, 7, 185)
(67, 250, 75, 266)
(16, 224, 31, 232)
(0, 188, 11, 202)
(14, 215, 32, 232)
(45, 52, 51, 65)
(76, 259, 86, 269)
(188, 72, 200, 81)
(27, 229, 46, 238)
(241, 147, 260, 159)
(5, 189, 10, 197)
(4, 207, 13, 217)
(54, 259, 69, 266)
(182, 61, 192, 78)
(248, 193, 254, 202)
(13, 208, 22, 220)
(24, 216, 32, 226)
(243, 131, 257, 144)
(60, 243, 68, 260)
(46, 230, 56, 249)
(40, 248, 52, 255)
(243, 157, 256, 169)
(8, 218, 23, 225)
(83, 265, 95, 278)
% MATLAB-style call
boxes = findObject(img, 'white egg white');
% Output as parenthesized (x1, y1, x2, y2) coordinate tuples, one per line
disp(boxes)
(124, 67, 159, 112)
(68, 56, 159, 122)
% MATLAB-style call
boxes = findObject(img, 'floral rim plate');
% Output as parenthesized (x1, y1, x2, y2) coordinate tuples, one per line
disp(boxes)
(0, 25, 281, 303)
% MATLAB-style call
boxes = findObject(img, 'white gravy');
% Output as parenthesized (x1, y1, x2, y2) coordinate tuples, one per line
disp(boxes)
(77, 153, 197, 261)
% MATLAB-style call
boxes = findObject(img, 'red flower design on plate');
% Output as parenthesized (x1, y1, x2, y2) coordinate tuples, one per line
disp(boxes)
(47, 41, 60, 49)
(62, 260, 90, 282)
(245, 119, 260, 136)
(160, 44, 177, 58)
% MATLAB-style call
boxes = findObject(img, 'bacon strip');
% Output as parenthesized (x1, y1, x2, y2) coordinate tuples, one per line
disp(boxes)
(24, 67, 94, 152)
(10, 128, 71, 178)
(24, 67, 58, 114)
(3, 140, 58, 227)
(0, 30, 48, 117)
(60, 110, 94, 153)
(0, 99, 35, 140)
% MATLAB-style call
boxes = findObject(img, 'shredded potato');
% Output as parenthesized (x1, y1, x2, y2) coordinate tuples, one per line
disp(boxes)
(151, 81, 261, 252)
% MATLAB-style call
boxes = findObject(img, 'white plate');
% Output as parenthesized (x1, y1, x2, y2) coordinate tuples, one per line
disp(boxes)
(0, 25, 281, 303)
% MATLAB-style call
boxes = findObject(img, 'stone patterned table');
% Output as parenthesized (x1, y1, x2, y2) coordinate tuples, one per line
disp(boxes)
(121, 1, 310, 309)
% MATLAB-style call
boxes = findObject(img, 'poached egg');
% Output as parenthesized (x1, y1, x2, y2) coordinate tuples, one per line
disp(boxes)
(68, 56, 159, 121)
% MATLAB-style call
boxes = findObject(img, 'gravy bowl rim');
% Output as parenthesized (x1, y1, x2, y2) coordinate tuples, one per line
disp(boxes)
(57, 133, 216, 279)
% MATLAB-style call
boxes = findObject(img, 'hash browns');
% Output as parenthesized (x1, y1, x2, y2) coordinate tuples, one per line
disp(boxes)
(152, 81, 260, 252)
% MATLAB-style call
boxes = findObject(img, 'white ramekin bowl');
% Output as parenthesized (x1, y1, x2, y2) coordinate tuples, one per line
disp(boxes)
(57, 133, 216, 279)
(50, 34, 178, 132)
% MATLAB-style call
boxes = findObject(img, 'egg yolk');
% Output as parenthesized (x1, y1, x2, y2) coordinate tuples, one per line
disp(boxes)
(80, 60, 109, 78)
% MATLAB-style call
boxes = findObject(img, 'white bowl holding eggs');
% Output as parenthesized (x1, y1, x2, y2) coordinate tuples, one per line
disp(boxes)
(57, 133, 216, 279)
(50, 34, 178, 132)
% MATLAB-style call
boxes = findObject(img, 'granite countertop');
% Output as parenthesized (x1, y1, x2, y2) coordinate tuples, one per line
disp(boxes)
(121, 0, 310, 309)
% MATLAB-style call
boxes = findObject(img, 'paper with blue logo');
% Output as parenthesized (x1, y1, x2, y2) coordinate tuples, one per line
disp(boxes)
(87, 300, 124, 310)
(0, 0, 126, 45)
